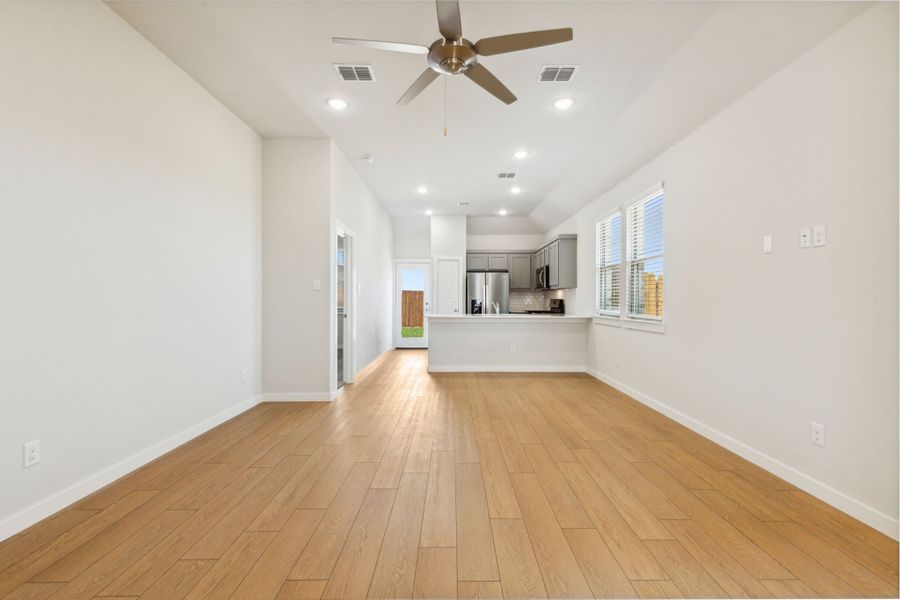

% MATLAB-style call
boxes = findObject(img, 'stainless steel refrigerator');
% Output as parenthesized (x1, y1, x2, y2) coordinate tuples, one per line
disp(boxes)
(466, 271, 509, 314)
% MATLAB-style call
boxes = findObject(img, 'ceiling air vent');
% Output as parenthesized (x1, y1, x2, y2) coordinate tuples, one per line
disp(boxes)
(497, 172, 516, 179)
(538, 65, 578, 82)
(334, 64, 375, 82)
(457, 201, 471, 207)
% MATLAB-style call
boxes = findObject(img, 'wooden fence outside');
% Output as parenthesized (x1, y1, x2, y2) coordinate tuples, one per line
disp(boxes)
(402, 290, 424, 327)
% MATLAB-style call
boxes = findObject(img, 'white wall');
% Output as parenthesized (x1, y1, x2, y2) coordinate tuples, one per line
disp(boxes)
(0, 2, 263, 537)
(393, 216, 431, 259)
(466, 234, 545, 252)
(330, 143, 394, 375)
(262, 139, 332, 397)
(552, 4, 898, 536)
(430, 216, 467, 256)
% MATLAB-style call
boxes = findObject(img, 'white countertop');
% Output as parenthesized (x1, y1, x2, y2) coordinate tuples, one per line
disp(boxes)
(427, 313, 590, 321)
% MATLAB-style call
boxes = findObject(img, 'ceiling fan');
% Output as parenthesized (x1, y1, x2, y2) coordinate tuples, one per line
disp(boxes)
(332, 0, 573, 105)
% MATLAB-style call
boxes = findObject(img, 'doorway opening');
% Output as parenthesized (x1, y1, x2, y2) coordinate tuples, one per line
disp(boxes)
(394, 261, 430, 348)
(336, 231, 354, 388)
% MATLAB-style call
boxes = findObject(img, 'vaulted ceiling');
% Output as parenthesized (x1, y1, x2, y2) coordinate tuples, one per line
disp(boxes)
(109, 1, 866, 233)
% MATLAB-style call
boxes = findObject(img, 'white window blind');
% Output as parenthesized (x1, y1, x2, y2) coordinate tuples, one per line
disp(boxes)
(595, 212, 622, 316)
(626, 189, 664, 320)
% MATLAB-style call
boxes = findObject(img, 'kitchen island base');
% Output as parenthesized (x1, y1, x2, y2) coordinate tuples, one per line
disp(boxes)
(426, 314, 589, 372)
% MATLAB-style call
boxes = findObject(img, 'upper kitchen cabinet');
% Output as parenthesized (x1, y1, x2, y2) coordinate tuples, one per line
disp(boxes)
(466, 235, 576, 290)
(548, 241, 559, 287)
(466, 253, 487, 270)
(508, 254, 531, 289)
(546, 235, 577, 289)
(488, 254, 509, 271)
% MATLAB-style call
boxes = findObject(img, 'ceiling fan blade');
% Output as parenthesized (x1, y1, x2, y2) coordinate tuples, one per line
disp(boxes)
(435, 0, 463, 40)
(332, 37, 428, 55)
(464, 63, 516, 105)
(474, 28, 573, 56)
(397, 69, 440, 105)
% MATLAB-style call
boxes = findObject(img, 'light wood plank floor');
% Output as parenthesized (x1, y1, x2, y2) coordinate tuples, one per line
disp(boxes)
(1, 350, 896, 599)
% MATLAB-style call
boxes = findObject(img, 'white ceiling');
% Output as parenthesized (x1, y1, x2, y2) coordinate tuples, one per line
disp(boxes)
(109, 1, 866, 233)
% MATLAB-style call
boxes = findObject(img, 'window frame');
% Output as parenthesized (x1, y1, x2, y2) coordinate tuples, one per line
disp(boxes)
(593, 183, 665, 334)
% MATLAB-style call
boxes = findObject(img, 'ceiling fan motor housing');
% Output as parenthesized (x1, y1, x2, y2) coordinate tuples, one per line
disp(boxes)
(427, 38, 477, 75)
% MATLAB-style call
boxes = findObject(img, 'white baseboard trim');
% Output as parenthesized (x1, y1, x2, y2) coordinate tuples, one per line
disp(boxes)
(260, 391, 339, 402)
(586, 368, 899, 540)
(0, 393, 262, 543)
(428, 364, 586, 373)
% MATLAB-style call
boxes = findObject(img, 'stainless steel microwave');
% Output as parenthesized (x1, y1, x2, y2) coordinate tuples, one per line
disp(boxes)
(535, 265, 549, 289)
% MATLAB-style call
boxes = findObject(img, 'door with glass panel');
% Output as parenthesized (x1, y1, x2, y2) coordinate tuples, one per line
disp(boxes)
(394, 262, 430, 348)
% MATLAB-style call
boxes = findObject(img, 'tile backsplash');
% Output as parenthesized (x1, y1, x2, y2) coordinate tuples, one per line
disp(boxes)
(509, 290, 549, 312)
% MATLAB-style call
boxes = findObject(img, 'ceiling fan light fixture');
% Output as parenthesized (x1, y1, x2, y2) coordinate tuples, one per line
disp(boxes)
(553, 97, 575, 110)
(417, 185, 428, 194)
(498, 209, 508, 216)
(327, 98, 350, 110)
(513, 149, 528, 160)
(333, 1, 573, 106)
(510, 186, 521, 195)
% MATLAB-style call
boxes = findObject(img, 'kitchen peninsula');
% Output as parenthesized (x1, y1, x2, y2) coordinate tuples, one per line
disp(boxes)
(427, 313, 590, 372)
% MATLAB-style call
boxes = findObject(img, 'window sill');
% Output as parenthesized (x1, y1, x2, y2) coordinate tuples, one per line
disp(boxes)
(593, 316, 665, 334)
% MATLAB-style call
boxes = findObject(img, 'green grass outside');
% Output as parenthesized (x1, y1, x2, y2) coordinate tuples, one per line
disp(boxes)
(401, 326, 424, 338)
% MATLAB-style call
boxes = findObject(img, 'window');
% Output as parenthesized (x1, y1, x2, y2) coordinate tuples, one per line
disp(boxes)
(626, 189, 664, 320)
(595, 212, 621, 315)
(594, 186, 664, 328)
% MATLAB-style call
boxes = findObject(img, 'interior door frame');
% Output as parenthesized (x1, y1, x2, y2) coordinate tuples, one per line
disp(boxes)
(394, 259, 431, 348)
(334, 222, 356, 390)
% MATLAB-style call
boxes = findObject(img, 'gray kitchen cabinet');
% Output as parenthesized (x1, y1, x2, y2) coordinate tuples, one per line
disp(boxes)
(466, 253, 487, 270)
(548, 241, 560, 287)
(508, 254, 531, 289)
(551, 235, 577, 289)
(488, 254, 508, 271)
(468, 235, 576, 290)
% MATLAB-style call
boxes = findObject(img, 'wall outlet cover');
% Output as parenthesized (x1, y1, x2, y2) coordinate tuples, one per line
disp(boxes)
(23, 439, 40, 468)
(799, 227, 812, 249)
(763, 235, 772, 254)
(811, 422, 825, 448)
(813, 224, 827, 247)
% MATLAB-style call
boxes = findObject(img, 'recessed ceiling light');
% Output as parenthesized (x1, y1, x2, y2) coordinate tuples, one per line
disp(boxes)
(327, 98, 349, 110)
(510, 186, 521, 195)
(498, 209, 508, 216)
(425, 209, 433, 216)
(417, 185, 428, 194)
(553, 97, 575, 110)
(513, 150, 528, 160)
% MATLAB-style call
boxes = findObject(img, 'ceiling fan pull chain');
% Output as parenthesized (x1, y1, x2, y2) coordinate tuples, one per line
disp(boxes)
(443, 74, 448, 136)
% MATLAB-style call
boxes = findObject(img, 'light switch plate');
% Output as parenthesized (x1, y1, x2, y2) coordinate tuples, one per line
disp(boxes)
(312, 278, 321, 291)
(813, 224, 826, 247)
(762, 235, 772, 254)
(799, 227, 811, 249)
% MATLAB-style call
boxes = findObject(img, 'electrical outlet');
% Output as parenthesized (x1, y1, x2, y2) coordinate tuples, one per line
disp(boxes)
(799, 227, 811, 249)
(813, 224, 826, 247)
(811, 422, 825, 448)
(241, 369, 247, 383)
(510, 344, 516, 354)
(23, 439, 40, 468)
